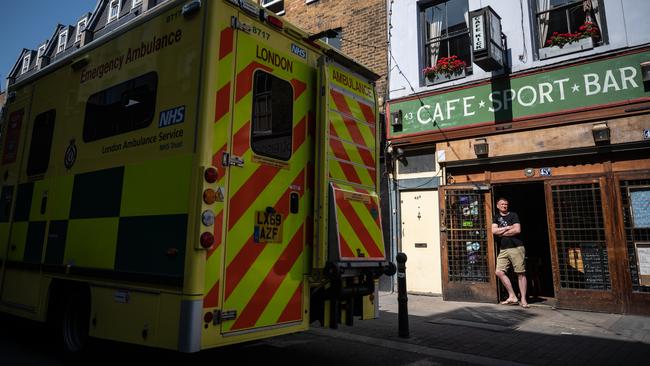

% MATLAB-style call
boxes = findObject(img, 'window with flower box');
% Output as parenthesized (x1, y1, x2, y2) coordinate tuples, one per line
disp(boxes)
(419, 0, 471, 85)
(533, 0, 605, 59)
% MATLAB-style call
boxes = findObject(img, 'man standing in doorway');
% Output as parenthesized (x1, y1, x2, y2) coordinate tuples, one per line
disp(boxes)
(492, 197, 529, 308)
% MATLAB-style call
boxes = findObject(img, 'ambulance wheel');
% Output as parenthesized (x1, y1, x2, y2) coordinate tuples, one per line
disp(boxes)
(51, 284, 91, 357)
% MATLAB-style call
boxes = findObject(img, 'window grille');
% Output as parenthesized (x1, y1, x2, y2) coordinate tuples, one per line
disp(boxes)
(619, 180, 650, 293)
(552, 183, 611, 290)
(444, 190, 489, 282)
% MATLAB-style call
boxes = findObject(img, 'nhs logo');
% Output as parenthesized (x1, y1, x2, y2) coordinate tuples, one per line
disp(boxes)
(159, 106, 185, 127)
(291, 43, 307, 59)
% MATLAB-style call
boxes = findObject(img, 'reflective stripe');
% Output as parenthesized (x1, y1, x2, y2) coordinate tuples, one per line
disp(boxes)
(331, 184, 384, 261)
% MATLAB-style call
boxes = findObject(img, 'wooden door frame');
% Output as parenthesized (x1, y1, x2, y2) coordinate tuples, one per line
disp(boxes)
(544, 176, 624, 313)
(612, 170, 650, 315)
(439, 185, 497, 303)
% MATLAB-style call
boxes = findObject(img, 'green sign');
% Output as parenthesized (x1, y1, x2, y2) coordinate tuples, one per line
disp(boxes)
(388, 50, 650, 137)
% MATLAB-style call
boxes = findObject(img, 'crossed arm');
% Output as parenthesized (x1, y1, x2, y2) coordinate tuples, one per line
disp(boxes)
(492, 223, 521, 237)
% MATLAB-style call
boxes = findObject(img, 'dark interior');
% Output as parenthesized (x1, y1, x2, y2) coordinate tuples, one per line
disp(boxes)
(493, 182, 555, 302)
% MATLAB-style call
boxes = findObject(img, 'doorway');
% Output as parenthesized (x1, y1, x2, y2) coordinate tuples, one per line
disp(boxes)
(400, 190, 442, 294)
(492, 183, 555, 304)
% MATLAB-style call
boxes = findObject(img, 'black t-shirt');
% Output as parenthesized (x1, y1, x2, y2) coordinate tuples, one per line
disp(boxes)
(493, 211, 523, 249)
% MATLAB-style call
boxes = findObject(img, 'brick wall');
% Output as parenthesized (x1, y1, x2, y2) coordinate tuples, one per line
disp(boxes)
(281, 0, 388, 102)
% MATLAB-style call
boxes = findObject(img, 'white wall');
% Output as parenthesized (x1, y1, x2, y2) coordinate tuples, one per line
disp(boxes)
(389, 0, 650, 100)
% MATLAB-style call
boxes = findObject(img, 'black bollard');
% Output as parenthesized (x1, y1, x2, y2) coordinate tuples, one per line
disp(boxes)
(396, 252, 409, 338)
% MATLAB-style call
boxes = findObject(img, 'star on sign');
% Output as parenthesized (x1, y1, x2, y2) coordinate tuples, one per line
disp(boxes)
(571, 83, 580, 93)
(479, 100, 486, 108)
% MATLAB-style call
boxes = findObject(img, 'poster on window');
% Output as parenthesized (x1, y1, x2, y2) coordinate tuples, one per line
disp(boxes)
(630, 188, 650, 228)
(635, 243, 650, 287)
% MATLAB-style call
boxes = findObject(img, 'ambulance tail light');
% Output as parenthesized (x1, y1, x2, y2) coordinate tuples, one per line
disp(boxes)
(204, 311, 214, 323)
(204, 167, 218, 183)
(203, 188, 217, 204)
(265, 14, 283, 30)
(200, 232, 214, 248)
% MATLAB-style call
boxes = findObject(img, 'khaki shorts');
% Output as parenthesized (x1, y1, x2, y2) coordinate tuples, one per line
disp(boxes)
(496, 246, 526, 273)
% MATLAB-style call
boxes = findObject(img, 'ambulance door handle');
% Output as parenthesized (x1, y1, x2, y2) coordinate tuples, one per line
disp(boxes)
(40, 191, 48, 215)
(290, 192, 299, 214)
(221, 152, 244, 168)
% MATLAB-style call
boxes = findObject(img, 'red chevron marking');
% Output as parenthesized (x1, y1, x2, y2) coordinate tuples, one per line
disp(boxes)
(214, 83, 231, 122)
(232, 120, 251, 157)
(227, 164, 281, 230)
(212, 144, 228, 181)
(231, 226, 304, 330)
(207, 210, 224, 259)
(291, 79, 307, 100)
(336, 191, 383, 258)
(236, 62, 272, 103)
(277, 282, 303, 323)
(358, 101, 376, 126)
(293, 116, 307, 154)
(203, 280, 220, 308)
(338, 235, 356, 259)
(225, 170, 306, 300)
(219, 28, 234, 60)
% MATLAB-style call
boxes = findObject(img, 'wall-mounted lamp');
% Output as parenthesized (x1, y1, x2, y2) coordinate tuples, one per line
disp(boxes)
(386, 144, 408, 168)
(394, 147, 408, 167)
(474, 138, 489, 157)
(391, 109, 403, 127)
(641, 61, 650, 82)
(592, 122, 610, 144)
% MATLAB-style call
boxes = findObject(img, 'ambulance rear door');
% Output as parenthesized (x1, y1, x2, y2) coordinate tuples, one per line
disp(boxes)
(219, 11, 315, 335)
(314, 55, 385, 271)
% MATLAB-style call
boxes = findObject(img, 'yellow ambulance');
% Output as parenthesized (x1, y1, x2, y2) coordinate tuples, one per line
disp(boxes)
(0, 0, 391, 354)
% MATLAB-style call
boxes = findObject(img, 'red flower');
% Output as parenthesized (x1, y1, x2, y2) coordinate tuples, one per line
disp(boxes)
(545, 21, 600, 48)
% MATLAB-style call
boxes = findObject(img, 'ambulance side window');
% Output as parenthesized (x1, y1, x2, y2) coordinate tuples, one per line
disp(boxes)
(83, 72, 157, 142)
(26, 109, 56, 176)
(251, 71, 293, 161)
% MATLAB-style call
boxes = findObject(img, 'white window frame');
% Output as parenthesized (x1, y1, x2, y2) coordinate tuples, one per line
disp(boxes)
(132, 0, 143, 9)
(57, 30, 68, 54)
(76, 17, 88, 43)
(21, 54, 31, 74)
(108, 0, 121, 23)
(36, 43, 47, 68)
(261, 0, 285, 16)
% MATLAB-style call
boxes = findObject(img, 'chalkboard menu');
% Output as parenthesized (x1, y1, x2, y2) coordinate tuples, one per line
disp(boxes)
(581, 243, 608, 290)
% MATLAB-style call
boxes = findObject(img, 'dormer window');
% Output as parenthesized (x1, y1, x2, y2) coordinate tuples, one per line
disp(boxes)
(108, 0, 121, 23)
(132, 0, 143, 9)
(36, 44, 47, 68)
(76, 17, 88, 43)
(21, 54, 31, 74)
(57, 30, 68, 54)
